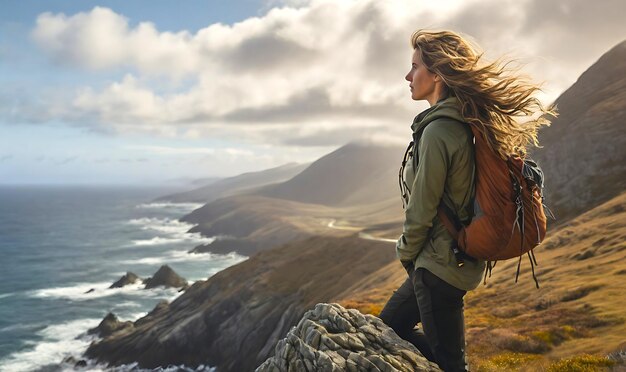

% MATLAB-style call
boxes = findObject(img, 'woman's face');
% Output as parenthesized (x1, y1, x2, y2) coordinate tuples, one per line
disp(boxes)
(405, 49, 441, 106)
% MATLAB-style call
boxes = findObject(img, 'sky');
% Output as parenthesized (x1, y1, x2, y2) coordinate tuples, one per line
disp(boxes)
(1, 0, 625, 185)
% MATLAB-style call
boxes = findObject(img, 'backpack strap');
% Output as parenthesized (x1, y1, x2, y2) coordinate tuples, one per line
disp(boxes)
(437, 202, 477, 267)
(437, 202, 462, 240)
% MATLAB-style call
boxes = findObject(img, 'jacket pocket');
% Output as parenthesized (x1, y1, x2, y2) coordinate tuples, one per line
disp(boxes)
(428, 219, 454, 265)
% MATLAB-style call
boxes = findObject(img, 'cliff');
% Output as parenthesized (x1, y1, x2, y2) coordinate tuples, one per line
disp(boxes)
(84, 235, 396, 371)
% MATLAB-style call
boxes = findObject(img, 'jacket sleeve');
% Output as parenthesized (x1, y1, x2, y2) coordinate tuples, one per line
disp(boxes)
(396, 124, 452, 262)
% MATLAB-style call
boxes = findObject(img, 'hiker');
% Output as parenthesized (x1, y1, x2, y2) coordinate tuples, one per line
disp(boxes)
(378, 29, 554, 372)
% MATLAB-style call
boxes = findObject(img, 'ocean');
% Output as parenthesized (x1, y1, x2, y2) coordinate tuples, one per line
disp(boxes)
(0, 185, 247, 371)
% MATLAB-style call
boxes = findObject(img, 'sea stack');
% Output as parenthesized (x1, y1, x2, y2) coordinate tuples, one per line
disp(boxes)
(143, 265, 189, 290)
(109, 272, 142, 288)
(87, 312, 133, 338)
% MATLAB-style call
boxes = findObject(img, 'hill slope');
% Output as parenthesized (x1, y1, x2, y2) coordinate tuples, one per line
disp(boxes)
(257, 142, 405, 207)
(531, 39, 626, 224)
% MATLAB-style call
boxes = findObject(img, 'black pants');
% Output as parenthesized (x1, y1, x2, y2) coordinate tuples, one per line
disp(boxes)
(379, 268, 468, 372)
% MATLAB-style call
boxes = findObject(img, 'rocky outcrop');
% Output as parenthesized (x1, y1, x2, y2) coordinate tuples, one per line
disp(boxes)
(109, 272, 142, 288)
(257, 303, 440, 372)
(87, 312, 133, 338)
(83, 235, 396, 372)
(135, 300, 169, 327)
(143, 265, 188, 290)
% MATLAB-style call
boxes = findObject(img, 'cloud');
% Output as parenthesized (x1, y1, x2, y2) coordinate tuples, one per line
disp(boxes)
(0, 155, 13, 162)
(13, 0, 626, 148)
(32, 7, 200, 77)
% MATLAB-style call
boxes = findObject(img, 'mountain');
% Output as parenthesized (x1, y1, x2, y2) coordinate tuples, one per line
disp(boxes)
(257, 142, 406, 207)
(177, 142, 408, 257)
(155, 162, 309, 203)
(531, 39, 626, 225)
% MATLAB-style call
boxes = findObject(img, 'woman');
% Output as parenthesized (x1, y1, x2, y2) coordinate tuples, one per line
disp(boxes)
(378, 30, 554, 371)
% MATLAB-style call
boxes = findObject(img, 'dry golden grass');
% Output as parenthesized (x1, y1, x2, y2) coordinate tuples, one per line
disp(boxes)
(336, 190, 626, 371)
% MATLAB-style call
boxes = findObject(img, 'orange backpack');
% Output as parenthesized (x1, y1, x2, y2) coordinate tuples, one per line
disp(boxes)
(437, 123, 555, 288)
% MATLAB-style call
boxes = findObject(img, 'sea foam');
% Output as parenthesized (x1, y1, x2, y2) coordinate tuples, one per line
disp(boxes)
(135, 202, 204, 212)
(27, 279, 184, 301)
(0, 318, 100, 372)
(126, 217, 215, 247)
(118, 249, 247, 269)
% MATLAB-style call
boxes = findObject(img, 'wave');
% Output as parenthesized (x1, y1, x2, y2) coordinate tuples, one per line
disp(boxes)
(0, 316, 218, 372)
(0, 292, 14, 299)
(130, 233, 215, 247)
(125, 217, 215, 247)
(0, 317, 100, 372)
(127, 217, 195, 233)
(27, 279, 185, 302)
(122, 311, 148, 322)
(118, 249, 247, 268)
(135, 202, 204, 212)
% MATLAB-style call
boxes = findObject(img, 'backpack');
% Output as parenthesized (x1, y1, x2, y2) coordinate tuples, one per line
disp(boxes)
(400, 121, 555, 288)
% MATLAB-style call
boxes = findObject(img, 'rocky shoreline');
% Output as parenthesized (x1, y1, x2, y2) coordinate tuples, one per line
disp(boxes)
(83, 234, 396, 371)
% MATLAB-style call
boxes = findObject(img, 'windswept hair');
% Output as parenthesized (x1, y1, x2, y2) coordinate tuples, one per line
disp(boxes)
(411, 29, 557, 159)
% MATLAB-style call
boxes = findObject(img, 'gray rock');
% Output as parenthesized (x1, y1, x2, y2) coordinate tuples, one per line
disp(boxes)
(87, 312, 133, 338)
(144, 265, 188, 290)
(109, 272, 141, 288)
(256, 303, 440, 372)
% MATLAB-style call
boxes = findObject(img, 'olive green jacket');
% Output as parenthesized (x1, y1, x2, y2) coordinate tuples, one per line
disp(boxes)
(396, 96, 485, 291)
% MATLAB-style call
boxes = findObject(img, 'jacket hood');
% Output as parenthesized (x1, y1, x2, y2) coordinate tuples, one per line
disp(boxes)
(410, 95, 465, 133)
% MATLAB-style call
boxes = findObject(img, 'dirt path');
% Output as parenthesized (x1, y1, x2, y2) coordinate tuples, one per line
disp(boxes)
(325, 219, 396, 244)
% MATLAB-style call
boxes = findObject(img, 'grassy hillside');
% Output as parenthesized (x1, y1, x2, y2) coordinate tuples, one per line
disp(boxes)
(335, 190, 626, 371)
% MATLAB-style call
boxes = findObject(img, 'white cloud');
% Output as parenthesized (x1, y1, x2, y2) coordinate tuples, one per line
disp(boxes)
(32, 7, 201, 77)
(16, 0, 626, 148)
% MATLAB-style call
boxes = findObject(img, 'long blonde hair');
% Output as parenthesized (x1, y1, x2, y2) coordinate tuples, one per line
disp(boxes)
(411, 29, 557, 159)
